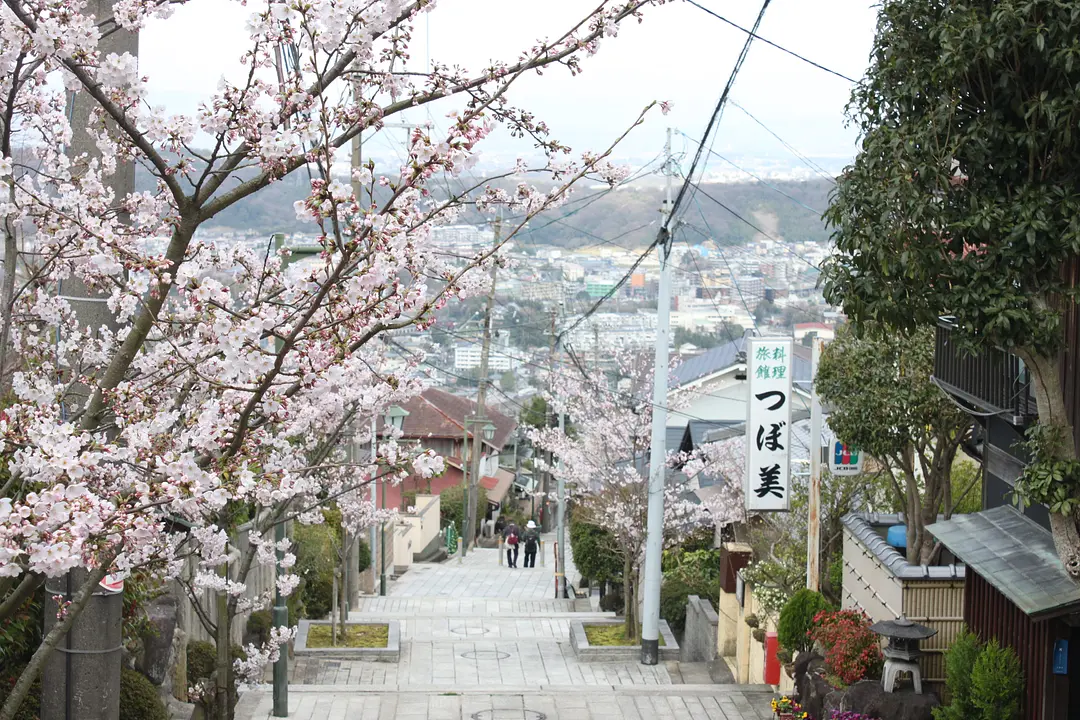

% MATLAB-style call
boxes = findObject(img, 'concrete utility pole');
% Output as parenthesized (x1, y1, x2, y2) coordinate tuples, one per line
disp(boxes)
(465, 218, 500, 551)
(556, 406, 567, 599)
(42, 4, 134, 718)
(370, 416, 379, 596)
(806, 336, 824, 591)
(641, 128, 675, 666)
(541, 309, 557, 532)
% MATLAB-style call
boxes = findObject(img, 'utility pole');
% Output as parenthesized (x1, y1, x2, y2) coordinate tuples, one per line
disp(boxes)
(465, 218, 500, 551)
(556, 406, 567, 599)
(641, 128, 675, 666)
(42, 4, 134, 718)
(806, 336, 824, 590)
(541, 309, 557, 532)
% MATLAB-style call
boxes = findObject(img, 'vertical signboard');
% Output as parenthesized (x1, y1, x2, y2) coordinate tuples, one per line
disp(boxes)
(745, 338, 793, 511)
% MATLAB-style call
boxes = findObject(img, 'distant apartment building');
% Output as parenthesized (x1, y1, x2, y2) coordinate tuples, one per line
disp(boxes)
(454, 343, 517, 372)
(560, 311, 657, 352)
(560, 261, 585, 282)
(431, 224, 495, 250)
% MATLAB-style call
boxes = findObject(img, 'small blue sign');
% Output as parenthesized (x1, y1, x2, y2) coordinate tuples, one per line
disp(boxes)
(1053, 639, 1068, 675)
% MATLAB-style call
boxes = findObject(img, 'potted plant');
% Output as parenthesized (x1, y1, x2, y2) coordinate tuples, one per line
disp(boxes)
(770, 696, 808, 720)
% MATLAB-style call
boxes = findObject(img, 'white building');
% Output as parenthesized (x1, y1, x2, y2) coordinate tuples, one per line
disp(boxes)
(454, 343, 516, 372)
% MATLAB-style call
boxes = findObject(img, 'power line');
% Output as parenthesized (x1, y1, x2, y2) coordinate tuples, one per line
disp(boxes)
(675, 130, 823, 215)
(681, 177, 822, 272)
(729, 100, 836, 183)
(683, 0, 859, 84)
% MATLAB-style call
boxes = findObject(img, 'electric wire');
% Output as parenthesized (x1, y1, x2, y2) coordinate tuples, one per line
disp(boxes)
(729, 100, 836, 183)
(683, 0, 859, 84)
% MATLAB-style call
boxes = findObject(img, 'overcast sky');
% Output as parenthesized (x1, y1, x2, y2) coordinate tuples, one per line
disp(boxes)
(140, 0, 879, 171)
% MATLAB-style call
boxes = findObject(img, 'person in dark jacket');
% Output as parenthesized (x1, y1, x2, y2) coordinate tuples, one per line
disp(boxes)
(503, 522, 520, 568)
(522, 520, 540, 568)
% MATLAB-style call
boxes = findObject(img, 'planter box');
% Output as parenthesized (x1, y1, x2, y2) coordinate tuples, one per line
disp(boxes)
(569, 619, 679, 662)
(293, 620, 400, 662)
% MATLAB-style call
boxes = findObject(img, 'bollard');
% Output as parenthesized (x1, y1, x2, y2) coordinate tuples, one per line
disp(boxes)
(539, 540, 545, 567)
(457, 538, 463, 564)
(498, 537, 504, 566)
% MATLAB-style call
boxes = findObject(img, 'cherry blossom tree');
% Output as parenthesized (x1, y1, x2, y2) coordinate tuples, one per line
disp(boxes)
(0, 0, 672, 715)
(529, 353, 742, 641)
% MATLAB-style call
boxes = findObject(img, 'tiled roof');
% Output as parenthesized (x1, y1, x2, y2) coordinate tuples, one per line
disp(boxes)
(671, 338, 745, 388)
(479, 468, 515, 504)
(399, 388, 516, 450)
(844, 513, 964, 580)
(928, 505, 1080, 619)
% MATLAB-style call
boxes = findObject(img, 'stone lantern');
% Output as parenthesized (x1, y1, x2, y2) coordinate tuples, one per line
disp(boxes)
(870, 616, 938, 694)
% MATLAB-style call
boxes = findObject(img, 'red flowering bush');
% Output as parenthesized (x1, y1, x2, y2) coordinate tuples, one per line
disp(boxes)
(809, 609, 883, 685)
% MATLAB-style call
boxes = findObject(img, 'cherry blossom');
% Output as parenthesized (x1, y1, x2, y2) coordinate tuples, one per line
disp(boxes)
(0, 0, 671, 715)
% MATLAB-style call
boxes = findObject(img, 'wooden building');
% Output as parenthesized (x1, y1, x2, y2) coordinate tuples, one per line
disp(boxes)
(930, 317, 1080, 720)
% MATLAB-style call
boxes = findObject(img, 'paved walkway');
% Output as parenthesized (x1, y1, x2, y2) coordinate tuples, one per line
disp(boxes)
(237, 534, 773, 720)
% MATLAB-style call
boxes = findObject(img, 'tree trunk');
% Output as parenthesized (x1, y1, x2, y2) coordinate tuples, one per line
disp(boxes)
(622, 554, 638, 642)
(214, 587, 230, 720)
(1021, 349, 1080, 578)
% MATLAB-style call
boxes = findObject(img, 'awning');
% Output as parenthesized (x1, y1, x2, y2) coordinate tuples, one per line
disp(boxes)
(928, 505, 1080, 620)
(479, 469, 514, 504)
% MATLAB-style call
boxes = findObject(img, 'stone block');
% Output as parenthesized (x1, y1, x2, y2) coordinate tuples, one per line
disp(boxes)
(139, 593, 179, 686)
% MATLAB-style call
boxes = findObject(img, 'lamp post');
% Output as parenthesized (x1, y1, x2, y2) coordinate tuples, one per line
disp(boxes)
(272, 235, 323, 718)
(461, 415, 497, 555)
(379, 405, 409, 596)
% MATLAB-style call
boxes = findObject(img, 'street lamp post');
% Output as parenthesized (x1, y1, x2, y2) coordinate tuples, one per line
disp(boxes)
(461, 415, 497, 556)
(272, 235, 323, 718)
(379, 405, 409, 596)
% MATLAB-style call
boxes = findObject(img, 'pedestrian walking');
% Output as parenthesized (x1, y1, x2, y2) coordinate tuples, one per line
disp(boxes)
(522, 520, 540, 568)
(504, 522, 520, 568)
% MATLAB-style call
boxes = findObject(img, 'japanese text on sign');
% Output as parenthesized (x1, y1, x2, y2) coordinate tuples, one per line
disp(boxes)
(745, 338, 793, 511)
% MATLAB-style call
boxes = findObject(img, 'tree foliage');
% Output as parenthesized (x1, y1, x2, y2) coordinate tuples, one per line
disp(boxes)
(816, 324, 971, 563)
(822, 0, 1080, 573)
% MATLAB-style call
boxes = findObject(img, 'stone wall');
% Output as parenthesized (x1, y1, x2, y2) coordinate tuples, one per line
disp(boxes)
(681, 595, 719, 662)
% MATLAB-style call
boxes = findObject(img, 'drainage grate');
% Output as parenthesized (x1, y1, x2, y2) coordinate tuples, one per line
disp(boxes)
(450, 626, 490, 635)
(459, 650, 510, 661)
(470, 711, 547, 720)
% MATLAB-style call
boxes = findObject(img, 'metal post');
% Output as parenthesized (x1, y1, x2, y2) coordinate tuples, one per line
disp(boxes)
(540, 540, 545, 567)
(556, 409, 567, 599)
(370, 416, 377, 594)
(380, 473, 387, 597)
(806, 337, 824, 590)
(641, 128, 675, 666)
(272, 519, 288, 716)
(461, 420, 470, 559)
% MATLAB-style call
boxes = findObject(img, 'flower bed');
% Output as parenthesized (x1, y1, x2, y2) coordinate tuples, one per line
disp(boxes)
(809, 610, 883, 685)
(294, 620, 400, 662)
(770, 695, 809, 720)
(569, 620, 679, 662)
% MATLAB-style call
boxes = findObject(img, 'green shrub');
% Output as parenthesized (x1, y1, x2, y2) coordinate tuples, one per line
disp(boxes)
(599, 592, 624, 614)
(119, 668, 167, 720)
(569, 518, 622, 583)
(0, 664, 41, 720)
(971, 640, 1023, 720)
(294, 521, 339, 619)
(933, 629, 982, 720)
(246, 610, 272, 645)
(439, 485, 487, 536)
(187, 640, 217, 683)
(777, 589, 832, 654)
(357, 537, 371, 574)
(186, 641, 246, 683)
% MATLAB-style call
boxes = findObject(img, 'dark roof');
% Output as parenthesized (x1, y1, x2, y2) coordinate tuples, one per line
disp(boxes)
(670, 336, 813, 390)
(679, 420, 742, 453)
(928, 505, 1080, 619)
(667, 425, 688, 455)
(671, 338, 745, 388)
(399, 388, 516, 449)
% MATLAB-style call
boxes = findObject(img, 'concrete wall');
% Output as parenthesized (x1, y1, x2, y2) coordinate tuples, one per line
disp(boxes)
(842, 525, 965, 685)
(393, 494, 441, 571)
(716, 580, 793, 693)
(175, 522, 276, 646)
(681, 595, 719, 662)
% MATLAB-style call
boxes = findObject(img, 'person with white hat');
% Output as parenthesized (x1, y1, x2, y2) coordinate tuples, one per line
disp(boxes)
(522, 520, 540, 568)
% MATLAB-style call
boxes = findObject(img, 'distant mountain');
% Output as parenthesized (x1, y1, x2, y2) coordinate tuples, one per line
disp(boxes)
(135, 161, 833, 248)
